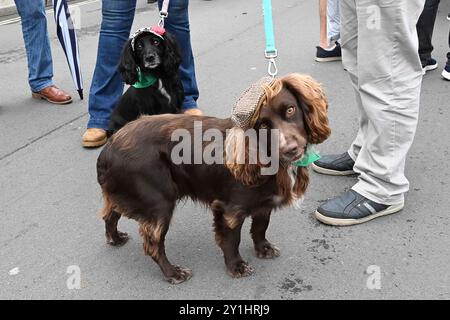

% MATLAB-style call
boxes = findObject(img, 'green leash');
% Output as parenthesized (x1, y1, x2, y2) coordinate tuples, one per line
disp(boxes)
(132, 70, 157, 89)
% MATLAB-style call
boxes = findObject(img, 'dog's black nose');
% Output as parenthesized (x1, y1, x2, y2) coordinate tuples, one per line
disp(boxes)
(145, 55, 156, 63)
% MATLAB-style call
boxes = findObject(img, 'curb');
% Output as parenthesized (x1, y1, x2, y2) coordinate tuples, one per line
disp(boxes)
(0, 4, 17, 18)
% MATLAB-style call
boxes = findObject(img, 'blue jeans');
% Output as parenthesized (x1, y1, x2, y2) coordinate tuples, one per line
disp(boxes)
(87, 0, 199, 130)
(159, 0, 199, 110)
(327, 0, 340, 42)
(15, 0, 53, 92)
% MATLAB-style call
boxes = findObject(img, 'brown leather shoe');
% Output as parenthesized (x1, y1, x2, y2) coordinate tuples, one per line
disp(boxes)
(32, 85, 72, 105)
(82, 128, 107, 148)
(183, 108, 203, 116)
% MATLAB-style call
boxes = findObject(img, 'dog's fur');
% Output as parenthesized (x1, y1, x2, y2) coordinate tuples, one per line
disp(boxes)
(97, 74, 331, 284)
(108, 31, 184, 135)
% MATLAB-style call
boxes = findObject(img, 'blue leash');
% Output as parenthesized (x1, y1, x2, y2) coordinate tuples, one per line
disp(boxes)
(263, 0, 278, 77)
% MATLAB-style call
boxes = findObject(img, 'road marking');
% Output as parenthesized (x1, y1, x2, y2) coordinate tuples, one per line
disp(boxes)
(0, 16, 20, 25)
(0, 0, 99, 26)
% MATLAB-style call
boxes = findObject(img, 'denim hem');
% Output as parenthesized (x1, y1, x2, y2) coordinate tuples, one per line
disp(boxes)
(182, 101, 198, 110)
(31, 80, 54, 93)
(87, 118, 110, 130)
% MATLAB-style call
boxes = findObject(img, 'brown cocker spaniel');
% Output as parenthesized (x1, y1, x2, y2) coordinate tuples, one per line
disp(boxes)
(96, 73, 331, 284)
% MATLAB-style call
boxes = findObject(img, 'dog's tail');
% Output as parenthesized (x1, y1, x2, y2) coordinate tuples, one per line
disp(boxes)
(98, 191, 114, 220)
(96, 144, 115, 220)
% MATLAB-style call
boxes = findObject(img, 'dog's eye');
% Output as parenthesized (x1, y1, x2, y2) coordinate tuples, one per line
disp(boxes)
(136, 43, 143, 50)
(152, 39, 160, 46)
(286, 106, 296, 117)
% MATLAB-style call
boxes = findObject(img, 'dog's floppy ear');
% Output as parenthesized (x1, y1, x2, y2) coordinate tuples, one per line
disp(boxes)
(162, 32, 182, 76)
(281, 74, 331, 144)
(118, 39, 139, 85)
(224, 127, 262, 186)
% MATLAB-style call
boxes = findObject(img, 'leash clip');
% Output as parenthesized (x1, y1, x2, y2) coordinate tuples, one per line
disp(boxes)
(267, 58, 278, 78)
(158, 11, 168, 27)
(265, 49, 278, 78)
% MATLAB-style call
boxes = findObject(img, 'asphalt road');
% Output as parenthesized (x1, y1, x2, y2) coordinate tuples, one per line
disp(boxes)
(0, 0, 449, 299)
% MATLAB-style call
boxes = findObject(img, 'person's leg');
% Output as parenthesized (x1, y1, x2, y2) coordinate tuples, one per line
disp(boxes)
(319, 0, 329, 48)
(443, 27, 450, 80)
(159, 0, 199, 111)
(447, 27, 450, 68)
(87, 0, 137, 132)
(352, 0, 424, 206)
(315, 0, 425, 226)
(416, 0, 440, 68)
(312, 0, 360, 175)
(316, 0, 342, 62)
(327, 0, 340, 43)
(339, 0, 366, 162)
(14, 0, 53, 92)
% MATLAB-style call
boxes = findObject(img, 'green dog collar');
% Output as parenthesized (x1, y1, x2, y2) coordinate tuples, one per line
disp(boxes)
(292, 149, 321, 167)
(132, 70, 157, 89)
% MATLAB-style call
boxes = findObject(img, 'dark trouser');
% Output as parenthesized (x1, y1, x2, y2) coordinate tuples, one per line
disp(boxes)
(447, 28, 450, 68)
(416, 0, 440, 65)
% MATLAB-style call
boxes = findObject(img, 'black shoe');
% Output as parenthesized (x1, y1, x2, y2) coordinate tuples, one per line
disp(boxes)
(311, 152, 356, 176)
(447, 13, 450, 21)
(315, 42, 342, 62)
(315, 190, 404, 226)
(442, 65, 450, 81)
(422, 58, 438, 73)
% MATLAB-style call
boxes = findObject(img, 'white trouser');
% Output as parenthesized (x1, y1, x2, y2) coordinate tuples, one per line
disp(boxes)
(342, 0, 425, 205)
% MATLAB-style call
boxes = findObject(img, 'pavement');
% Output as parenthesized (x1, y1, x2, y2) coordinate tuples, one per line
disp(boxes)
(0, 0, 449, 300)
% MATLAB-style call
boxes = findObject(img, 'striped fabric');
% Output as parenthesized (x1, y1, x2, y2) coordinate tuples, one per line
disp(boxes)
(52, 0, 83, 99)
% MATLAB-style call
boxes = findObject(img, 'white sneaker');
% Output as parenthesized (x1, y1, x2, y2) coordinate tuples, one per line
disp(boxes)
(442, 67, 450, 81)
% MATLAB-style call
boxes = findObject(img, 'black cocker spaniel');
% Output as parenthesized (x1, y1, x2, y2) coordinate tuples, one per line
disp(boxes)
(108, 26, 184, 135)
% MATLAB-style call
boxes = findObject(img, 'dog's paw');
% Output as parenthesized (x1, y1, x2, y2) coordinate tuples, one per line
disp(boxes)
(106, 231, 129, 246)
(255, 243, 280, 259)
(228, 261, 255, 278)
(165, 266, 193, 284)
